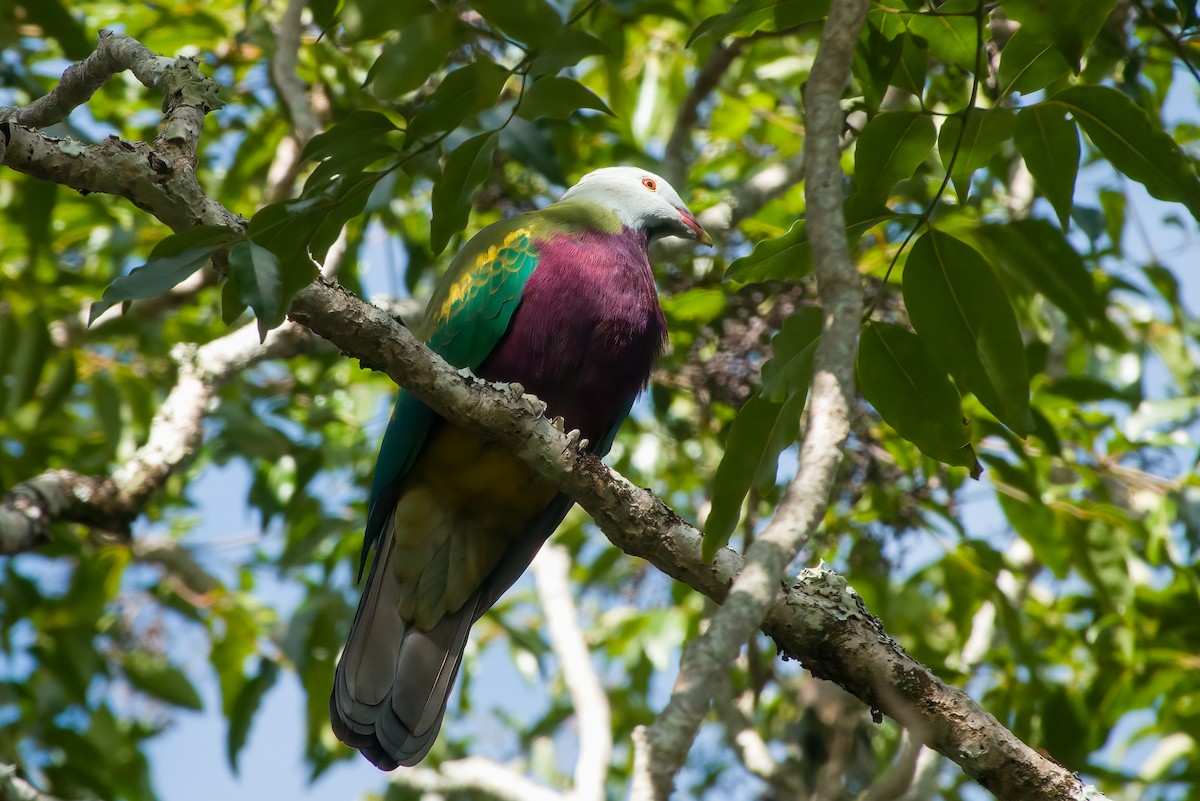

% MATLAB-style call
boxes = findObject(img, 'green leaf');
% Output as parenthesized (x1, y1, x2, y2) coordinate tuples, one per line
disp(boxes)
(938, 108, 1016, 200)
(703, 390, 806, 561)
(907, 9, 980, 73)
(305, 144, 398, 198)
(527, 29, 609, 76)
(301, 111, 398, 164)
(122, 651, 203, 711)
(893, 33, 929, 97)
(662, 288, 727, 323)
(405, 59, 511, 142)
(309, 171, 384, 263)
(88, 226, 238, 324)
(340, 0, 436, 42)
(689, 0, 829, 45)
(903, 229, 1033, 435)
(19, 0, 91, 59)
(997, 27, 1073, 96)
(221, 275, 247, 326)
(228, 241, 284, 341)
(858, 321, 976, 469)
(19, 177, 58, 260)
(727, 197, 895, 283)
(854, 111, 936, 201)
(1048, 85, 1200, 222)
(984, 454, 1067, 573)
(1068, 519, 1135, 613)
(501, 117, 567, 184)
(35, 351, 76, 423)
(227, 658, 280, 773)
(867, 5, 909, 40)
(249, 198, 321, 263)
(253, 170, 382, 280)
(857, 24, 906, 110)
(366, 13, 466, 99)
(431, 131, 499, 254)
(1000, 0, 1117, 66)
(727, 220, 814, 283)
(1098, 188, 1125, 251)
(151, 225, 242, 257)
(1013, 103, 1079, 228)
(759, 306, 823, 402)
(4, 312, 52, 415)
(0, 307, 18, 407)
(977, 219, 1117, 343)
(471, 0, 563, 47)
(517, 76, 614, 120)
(1175, 0, 1200, 26)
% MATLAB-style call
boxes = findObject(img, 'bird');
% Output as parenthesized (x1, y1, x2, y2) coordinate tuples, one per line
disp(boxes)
(330, 166, 712, 769)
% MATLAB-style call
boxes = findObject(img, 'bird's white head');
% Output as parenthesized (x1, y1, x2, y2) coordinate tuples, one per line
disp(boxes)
(561, 166, 713, 246)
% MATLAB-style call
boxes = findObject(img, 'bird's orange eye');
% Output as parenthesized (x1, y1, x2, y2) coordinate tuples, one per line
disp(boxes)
(641, 177, 657, 191)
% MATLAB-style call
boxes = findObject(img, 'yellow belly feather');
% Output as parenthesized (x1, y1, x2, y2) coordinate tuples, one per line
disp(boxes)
(388, 425, 558, 629)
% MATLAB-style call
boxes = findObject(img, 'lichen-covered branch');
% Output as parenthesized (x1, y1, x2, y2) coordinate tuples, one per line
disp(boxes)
(0, 123, 240, 232)
(0, 33, 233, 234)
(0, 30, 172, 128)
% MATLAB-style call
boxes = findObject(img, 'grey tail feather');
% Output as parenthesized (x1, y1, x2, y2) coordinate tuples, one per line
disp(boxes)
(330, 529, 478, 769)
(330, 492, 575, 769)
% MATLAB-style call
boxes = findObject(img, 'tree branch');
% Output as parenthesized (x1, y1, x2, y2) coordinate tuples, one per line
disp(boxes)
(388, 756, 564, 801)
(0, 30, 173, 128)
(861, 730, 924, 801)
(270, 0, 319, 143)
(663, 39, 745, 188)
(0, 123, 239, 232)
(712, 675, 806, 796)
(533, 545, 612, 801)
(0, 35, 234, 233)
(635, 1, 869, 795)
(0, 322, 313, 553)
(0, 765, 72, 801)
(265, 0, 320, 201)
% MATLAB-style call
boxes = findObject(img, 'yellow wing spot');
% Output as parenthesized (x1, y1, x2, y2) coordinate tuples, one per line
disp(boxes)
(436, 229, 531, 323)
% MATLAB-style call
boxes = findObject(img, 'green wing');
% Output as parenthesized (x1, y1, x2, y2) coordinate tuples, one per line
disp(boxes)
(361, 215, 541, 564)
(419, 216, 540, 366)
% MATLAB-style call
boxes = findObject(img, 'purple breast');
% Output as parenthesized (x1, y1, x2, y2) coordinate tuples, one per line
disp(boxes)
(476, 228, 667, 445)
